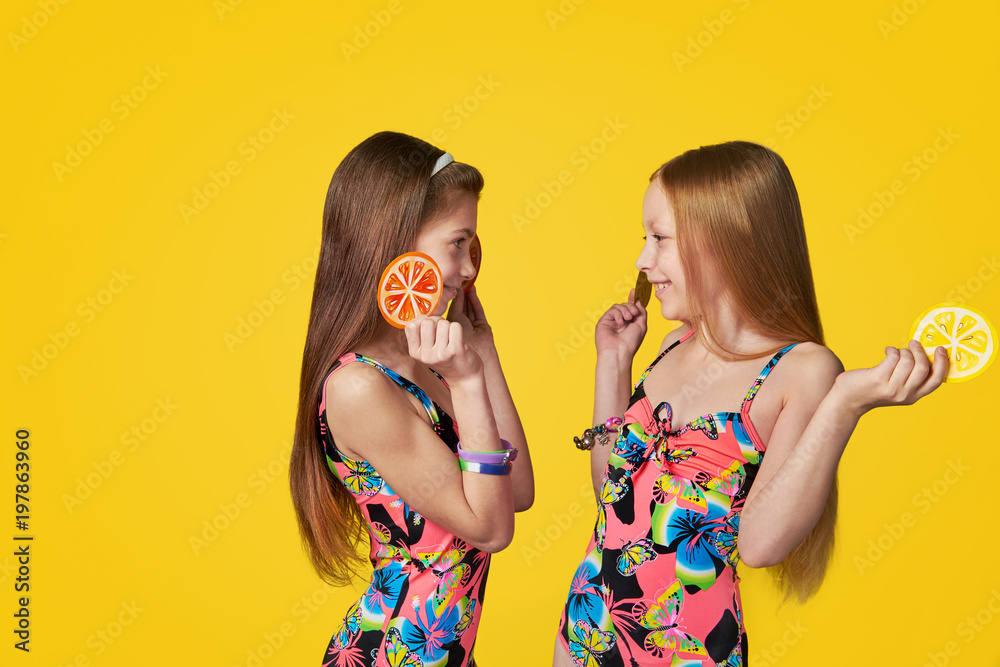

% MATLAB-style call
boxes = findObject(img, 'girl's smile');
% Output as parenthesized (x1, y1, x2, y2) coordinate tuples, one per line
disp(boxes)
(636, 182, 688, 320)
(652, 280, 672, 294)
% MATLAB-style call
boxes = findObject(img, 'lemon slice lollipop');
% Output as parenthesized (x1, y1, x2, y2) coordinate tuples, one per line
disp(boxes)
(910, 303, 996, 382)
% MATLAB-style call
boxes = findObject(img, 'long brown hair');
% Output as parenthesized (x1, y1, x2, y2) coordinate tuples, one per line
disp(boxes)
(290, 131, 484, 585)
(653, 141, 836, 602)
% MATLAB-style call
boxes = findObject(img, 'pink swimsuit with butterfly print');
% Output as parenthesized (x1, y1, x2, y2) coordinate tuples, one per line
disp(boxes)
(319, 353, 488, 667)
(557, 330, 798, 667)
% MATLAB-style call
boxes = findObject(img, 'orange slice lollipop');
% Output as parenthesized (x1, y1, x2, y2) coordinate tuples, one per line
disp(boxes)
(378, 252, 442, 328)
(463, 234, 482, 292)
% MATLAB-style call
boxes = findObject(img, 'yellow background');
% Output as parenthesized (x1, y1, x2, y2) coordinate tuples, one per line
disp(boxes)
(4, 0, 998, 665)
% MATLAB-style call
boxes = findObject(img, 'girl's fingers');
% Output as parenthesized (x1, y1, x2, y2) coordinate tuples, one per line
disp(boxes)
(873, 346, 900, 379)
(609, 303, 638, 323)
(447, 287, 466, 322)
(914, 346, 949, 399)
(901, 340, 931, 394)
(436, 317, 452, 350)
(467, 286, 487, 321)
(464, 290, 477, 323)
(446, 320, 465, 355)
(419, 317, 438, 350)
(404, 318, 422, 356)
(887, 345, 916, 389)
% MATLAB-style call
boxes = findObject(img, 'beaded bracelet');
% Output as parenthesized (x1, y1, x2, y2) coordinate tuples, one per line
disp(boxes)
(574, 417, 623, 451)
(457, 439, 518, 465)
(457, 459, 512, 476)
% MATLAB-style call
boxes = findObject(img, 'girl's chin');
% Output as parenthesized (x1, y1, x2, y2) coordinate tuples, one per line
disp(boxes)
(655, 300, 688, 322)
(432, 299, 451, 318)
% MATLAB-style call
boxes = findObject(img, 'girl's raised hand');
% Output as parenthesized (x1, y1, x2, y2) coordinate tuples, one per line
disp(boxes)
(595, 289, 648, 361)
(832, 340, 949, 417)
(405, 315, 483, 382)
(446, 285, 495, 356)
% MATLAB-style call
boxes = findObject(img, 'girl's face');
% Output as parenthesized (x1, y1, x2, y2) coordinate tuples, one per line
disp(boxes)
(413, 194, 479, 316)
(636, 182, 689, 321)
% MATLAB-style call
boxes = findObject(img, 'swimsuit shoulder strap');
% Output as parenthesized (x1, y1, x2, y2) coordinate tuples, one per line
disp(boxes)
(740, 342, 801, 410)
(738, 342, 800, 451)
(636, 329, 695, 387)
(321, 352, 441, 424)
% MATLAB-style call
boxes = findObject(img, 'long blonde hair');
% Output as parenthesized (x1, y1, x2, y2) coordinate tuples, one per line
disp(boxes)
(653, 141, 836, 602)
(290, 131, 483, 585)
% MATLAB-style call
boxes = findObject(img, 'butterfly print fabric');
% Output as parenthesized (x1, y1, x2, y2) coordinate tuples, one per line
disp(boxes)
(557, 332, 799, 666)
(319, 353, 489, 667)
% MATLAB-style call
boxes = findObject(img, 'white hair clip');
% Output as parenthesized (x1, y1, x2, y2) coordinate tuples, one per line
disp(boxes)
(431, 152, 453, 176)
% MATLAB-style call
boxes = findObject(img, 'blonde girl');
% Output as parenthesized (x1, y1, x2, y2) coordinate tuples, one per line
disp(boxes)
(555, 141, 946, 666)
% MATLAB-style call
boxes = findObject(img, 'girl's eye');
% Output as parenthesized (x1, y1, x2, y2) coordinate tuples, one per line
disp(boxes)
(451, 238, 464, 248)
(642, 235, 667, 243)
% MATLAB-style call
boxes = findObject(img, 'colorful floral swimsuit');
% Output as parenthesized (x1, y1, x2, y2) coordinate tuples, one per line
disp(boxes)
(319, 353, 488, 667)
(557, 331, 798, 667)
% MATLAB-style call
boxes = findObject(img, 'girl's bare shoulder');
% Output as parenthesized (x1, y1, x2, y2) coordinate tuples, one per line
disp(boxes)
(323, 360, 419, 419)
(771, 342, 844, 398)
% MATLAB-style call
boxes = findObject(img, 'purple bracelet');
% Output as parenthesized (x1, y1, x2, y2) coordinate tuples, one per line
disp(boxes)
(457, 439, 518, 465)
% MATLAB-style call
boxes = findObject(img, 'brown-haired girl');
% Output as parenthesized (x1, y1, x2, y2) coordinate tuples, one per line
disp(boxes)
(290, 131, 533, 667)
(554, 141, 947, 666)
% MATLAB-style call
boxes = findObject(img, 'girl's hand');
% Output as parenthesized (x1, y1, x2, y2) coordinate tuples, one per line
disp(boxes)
(832, 340, 949, 417)
(446, 285, 496, 358)
(595, 289, 648, 361)
(405, 315, 483, 382)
